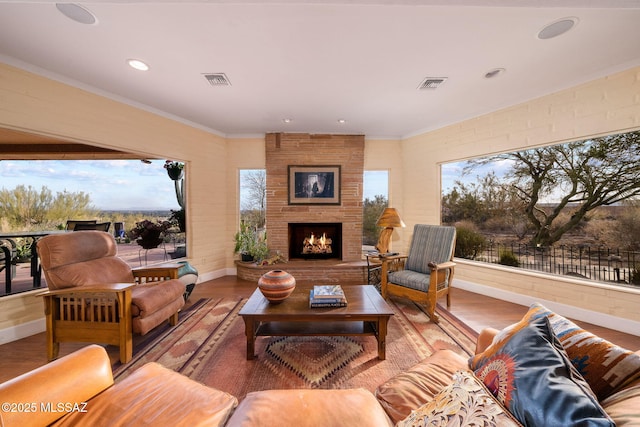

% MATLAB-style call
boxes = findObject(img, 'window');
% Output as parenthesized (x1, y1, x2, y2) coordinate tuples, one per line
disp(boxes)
(239, 169, 266, 230)
(441, 130, 640, 286)
(363, 170, 389, 246)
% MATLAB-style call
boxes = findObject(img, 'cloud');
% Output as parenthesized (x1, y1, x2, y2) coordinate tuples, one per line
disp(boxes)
(0, 159, 177, 210)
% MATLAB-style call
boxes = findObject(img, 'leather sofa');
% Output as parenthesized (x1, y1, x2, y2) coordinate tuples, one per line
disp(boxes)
(1, 304, 639, 426)
(0, 345, 238, 427)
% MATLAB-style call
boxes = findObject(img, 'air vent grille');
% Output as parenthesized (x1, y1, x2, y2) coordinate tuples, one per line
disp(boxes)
(418, 77, 447, 90)
(204, 73, 231, 86)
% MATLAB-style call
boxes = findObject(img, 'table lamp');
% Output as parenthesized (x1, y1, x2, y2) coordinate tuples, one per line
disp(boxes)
(375, 207, 405, 254)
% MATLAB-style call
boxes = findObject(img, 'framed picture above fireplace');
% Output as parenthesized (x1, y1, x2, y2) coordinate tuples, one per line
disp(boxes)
(288, 165, 341, 205)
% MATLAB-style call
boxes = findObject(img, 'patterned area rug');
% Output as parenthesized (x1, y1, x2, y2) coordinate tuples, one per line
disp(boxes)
(114, 296, 477, 400)
(266, 336, 364, 387)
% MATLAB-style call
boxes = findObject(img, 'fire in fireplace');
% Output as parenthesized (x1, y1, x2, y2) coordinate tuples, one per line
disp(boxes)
(302, 232, 332, 255)
(289, 223, 342, 260)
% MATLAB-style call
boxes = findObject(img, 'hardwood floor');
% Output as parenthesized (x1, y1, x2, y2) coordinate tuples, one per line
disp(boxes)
(1, 276, 638, 384)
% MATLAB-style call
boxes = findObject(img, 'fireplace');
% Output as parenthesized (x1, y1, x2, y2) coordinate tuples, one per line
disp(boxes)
(288, 223, 342, 260)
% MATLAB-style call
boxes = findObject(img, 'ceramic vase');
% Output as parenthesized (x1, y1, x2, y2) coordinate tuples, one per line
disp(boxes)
(258, 270, 296, 304)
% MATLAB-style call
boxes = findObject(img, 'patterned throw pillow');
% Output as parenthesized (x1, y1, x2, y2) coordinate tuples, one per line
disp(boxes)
(483, 302, 640, 401)
(396, 370, 521, 427)
(470, 316, 614, 427)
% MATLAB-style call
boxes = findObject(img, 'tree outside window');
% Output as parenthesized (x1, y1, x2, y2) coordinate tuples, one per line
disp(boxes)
(239, 169, 266, 231)
(363, 171, 389, 247)
(442, 130, 640, 286)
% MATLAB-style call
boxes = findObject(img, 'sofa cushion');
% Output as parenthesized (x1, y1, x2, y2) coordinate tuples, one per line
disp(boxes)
(494, 302, 640, 400)
(52, 362, 237, 427)
(396, 370, 522, 427)
(470, 316, 614, 427)
(130, 279, 185, 317)
(375, 349, 469, 424)
(600, 383, 640, 426)
(0, 345, 114, 427)
(226, 388, 393, 427)
(37, 231, 134, 289)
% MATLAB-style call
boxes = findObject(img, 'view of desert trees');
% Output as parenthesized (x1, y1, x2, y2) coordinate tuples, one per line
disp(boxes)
(442, 130, 640, 285)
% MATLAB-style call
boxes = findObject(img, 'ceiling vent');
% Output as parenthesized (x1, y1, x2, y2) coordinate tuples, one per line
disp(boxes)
(203, 73, 231, 86)
(418, 77, 447, 90)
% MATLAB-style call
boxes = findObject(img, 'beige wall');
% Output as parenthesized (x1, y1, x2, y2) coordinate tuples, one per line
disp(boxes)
(363, 138, 406, 250)
(0, 63, 230, 339)
(1, 61, 639, 341)
(226, 137, 266, 270)
(401, 66, 640, 328)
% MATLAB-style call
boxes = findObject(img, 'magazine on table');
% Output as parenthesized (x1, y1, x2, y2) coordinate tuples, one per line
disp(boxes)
(312, 285, 345, 299)
(309, 287, 347, 308)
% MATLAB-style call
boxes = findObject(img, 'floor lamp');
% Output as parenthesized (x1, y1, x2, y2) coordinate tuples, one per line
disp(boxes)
(375, 208, 405, 254)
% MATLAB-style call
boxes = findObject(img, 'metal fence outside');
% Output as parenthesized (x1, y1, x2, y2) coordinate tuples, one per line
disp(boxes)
(473, 242, 640, 287)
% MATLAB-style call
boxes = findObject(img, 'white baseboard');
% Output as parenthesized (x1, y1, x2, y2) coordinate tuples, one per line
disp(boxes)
(455, 279, 640, 337)
(0, 317, 45, 345)
(198, 268, 233, 283)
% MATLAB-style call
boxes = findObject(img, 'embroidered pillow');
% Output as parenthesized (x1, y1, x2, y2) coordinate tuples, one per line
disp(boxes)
(396, 370, 521, 427)
(511, 303, 640, 400)
(470, 316, 614, 427)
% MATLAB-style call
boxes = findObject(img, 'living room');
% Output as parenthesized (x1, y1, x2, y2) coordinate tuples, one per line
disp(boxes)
(2, 67, 640, 342)
(3, 0, 640, 359)
(1, 3, 640, 425)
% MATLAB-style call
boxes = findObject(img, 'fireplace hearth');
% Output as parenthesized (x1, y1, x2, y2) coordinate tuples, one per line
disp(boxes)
(289, 223, 342, 260)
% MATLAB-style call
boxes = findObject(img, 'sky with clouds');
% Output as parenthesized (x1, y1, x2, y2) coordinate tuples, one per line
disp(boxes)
(0, 159, 505, 212)
(441, 158, 513, 193)
(0, 159, 180, 211)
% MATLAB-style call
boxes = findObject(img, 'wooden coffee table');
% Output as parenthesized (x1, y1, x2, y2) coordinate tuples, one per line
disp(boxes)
(239, 284, 394, 360)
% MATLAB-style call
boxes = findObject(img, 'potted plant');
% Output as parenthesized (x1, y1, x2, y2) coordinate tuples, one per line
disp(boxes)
(164, 160, 184, 181)
(234, 223, 269, 262)
(234, 222, 257, 262)
(169, 208, 186, 232)
(129, 219, 172, 249)
(251, 231, 269, 262)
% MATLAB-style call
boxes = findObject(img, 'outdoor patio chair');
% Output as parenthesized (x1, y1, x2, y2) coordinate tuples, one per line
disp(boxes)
(65, 219, 97, 231)
(1, 238, 18, 293)
(72, 221, 111, 232)
(36, 231, 186, 363)
(380, 224, 456, 323)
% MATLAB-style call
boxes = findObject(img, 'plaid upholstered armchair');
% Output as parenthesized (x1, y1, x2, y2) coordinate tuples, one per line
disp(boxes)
(380, 224, 456, 323)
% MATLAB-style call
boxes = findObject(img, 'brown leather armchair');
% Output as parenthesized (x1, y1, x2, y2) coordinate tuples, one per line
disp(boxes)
(36, 231, 186, 363)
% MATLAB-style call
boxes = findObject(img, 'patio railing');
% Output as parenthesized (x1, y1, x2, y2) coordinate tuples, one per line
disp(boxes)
(471, 242, 640, 287)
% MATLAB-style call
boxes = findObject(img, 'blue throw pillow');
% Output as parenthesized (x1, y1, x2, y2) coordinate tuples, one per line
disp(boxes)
(470, 316, 614, 427)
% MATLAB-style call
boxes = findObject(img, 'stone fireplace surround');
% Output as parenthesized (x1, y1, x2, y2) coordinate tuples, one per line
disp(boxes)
(236, 133, 367, 284)
(265, 133, 365, 263)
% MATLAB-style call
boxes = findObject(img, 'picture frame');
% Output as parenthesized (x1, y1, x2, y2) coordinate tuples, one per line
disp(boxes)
(288, 165, 341, 205)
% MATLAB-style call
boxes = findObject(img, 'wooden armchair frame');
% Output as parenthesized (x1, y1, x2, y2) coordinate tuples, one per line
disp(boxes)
(40, 265, 180, 363)
(380, 225, 456, 323)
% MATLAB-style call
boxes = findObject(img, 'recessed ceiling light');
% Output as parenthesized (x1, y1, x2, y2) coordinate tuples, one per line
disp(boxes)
(337, 119, 346, 124)
(282, 118, 292, 124)
(538, 17, 578, 40)
(56, 3, 97, 25)
(484, 68, 506, 79)
(127, 59, 150, 71)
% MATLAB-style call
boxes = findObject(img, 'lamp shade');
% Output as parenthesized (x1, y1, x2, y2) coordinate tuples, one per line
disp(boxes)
(376, 208, 405, 228)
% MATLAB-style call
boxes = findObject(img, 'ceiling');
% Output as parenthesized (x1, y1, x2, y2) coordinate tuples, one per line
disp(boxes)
(1, 0, 640, 148)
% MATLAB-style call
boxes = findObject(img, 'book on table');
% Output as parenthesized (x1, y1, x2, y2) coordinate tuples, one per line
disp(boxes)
(309, 286, 347, 308)
(312, 285, 345, 299)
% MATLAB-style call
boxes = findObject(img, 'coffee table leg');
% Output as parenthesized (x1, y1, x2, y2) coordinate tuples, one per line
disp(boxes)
(377, 317, 389, 360)
(243, 317, 256, 360)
